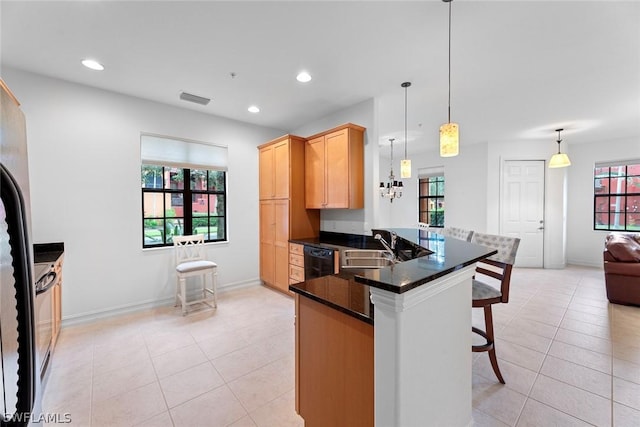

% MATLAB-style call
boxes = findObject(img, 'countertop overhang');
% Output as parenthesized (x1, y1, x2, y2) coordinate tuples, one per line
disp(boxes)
(289, 271, 373, 324)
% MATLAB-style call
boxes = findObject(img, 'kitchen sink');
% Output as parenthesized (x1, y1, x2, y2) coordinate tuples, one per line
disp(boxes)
(340, 249, 395, 269)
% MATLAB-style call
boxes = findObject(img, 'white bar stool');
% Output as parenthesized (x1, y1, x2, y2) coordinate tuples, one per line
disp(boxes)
(173, 234, 217, 315)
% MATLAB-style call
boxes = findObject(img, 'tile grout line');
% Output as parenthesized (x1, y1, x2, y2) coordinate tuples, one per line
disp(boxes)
(508, 279, 547, 427)
(609, 301, 614, 427)
(510, 275, 584, 427)
(532, 275, 613, 426)
(491, 273, 539, 427)
(84, 332, 95, 427)
(547, 276, 608, 426)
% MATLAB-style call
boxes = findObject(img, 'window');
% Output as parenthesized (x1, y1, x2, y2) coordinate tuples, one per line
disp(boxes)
(141, 134, 228, 247)
(594, 161, 640, 231)
(419, 175, 445, 227)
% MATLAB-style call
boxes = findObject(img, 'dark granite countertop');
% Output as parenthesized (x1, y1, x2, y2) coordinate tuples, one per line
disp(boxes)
(354, 228, 496, 294)
(290, 231, 381, 251)
(293, 229, 496, 294)
(289, 228, 496, 323)
(289, 271, 373, 325)
(33, 242, 64, 264)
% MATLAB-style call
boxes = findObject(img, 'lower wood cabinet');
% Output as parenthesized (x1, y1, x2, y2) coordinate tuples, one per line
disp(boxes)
(260, 200, 290, 294)
(289, 243, 305, 284)
(295, 295, 374, 427)
(51, 255, 63, 348)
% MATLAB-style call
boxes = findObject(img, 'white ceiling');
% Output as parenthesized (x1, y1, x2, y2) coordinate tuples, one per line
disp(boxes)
(2, 1, 639, 154)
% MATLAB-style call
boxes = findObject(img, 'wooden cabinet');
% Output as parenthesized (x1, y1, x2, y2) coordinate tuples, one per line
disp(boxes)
(305, 123, 365, 209)
(289, 243, 305, 284)
(259, 139, 290, 200)
(258, 136, 319, 294)
(295, 295, 374, 427)
(260, 199, 290, 289)
(51, 255, 63, 348)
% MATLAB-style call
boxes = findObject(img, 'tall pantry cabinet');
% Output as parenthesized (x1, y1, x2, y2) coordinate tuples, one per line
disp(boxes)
(258, 135, 319, 294)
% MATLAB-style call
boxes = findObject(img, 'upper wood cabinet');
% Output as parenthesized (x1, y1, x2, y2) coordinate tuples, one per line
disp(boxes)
(305, 124, 365, 209)
(259, 137, 295, 200)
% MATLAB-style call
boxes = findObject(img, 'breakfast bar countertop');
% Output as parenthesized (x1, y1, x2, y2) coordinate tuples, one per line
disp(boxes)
(353, 228, 496, 294)
(289, 228, 496, 323)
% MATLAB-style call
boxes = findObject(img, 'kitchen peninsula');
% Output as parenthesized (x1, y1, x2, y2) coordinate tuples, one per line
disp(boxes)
(290, 228, 496, 427)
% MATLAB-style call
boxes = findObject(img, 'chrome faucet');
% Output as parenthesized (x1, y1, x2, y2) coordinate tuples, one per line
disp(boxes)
(374, 233, 398, 263)
(389, 231, 397, 250)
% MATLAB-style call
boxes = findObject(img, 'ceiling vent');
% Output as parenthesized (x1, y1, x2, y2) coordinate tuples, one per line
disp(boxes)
(179, 91, 210, 106)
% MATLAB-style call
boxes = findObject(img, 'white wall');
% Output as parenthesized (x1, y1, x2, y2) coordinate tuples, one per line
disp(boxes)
(3, 68, 284, 322)
(566, 137, 640, 267)
(378, 142, 489, 232)
(380, 138, 571, 268)
(293, 98, 378, 235)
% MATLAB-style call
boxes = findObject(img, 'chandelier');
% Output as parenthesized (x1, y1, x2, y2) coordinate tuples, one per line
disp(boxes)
(380, 138, 403, 202)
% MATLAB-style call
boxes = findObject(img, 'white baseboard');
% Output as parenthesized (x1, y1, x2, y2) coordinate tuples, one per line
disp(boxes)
(566, 258, 603, 269)
(61, 278, 262, 327)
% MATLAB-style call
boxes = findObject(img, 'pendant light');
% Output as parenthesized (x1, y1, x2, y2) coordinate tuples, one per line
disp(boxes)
(400, 82, 412, 178)
(380, 138, 403, 202)
(440, 0, 459, 157)
(549, 128, 571, 168)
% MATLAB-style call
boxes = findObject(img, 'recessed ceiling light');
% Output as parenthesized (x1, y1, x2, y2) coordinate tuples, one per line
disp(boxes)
(296, 71, 312, 83)
(248, 106, 260, 113)
(81, 59, 104, 71)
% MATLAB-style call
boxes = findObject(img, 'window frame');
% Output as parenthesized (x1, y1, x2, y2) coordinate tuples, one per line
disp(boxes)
(418, 174, 445, 228)
(142, 166, 228, 248)
(593, 161, 640, 232)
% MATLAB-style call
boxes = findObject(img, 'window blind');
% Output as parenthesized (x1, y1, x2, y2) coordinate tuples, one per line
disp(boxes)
(140, 134, 228, 171)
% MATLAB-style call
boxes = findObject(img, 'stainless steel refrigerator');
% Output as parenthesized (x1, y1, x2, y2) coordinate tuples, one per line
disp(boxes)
(0, 79, 38, 425)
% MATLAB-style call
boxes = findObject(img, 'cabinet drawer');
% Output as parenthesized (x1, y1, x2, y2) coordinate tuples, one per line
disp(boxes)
(289, 253, 304, 267)
(289, 265, 305, 282)
(290, 243, 304, 255)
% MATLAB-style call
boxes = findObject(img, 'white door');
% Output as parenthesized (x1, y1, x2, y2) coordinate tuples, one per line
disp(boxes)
(500, 160, 545, 267)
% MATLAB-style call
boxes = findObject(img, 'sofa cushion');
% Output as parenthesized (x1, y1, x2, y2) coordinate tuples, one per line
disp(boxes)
(606, 233, 640, 262)
(605, 261, 640, 275)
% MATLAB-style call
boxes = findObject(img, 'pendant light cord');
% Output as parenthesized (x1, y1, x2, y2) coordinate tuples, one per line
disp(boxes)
(447, 0, 452, 123)
(390, 138, 394, 177)
(556, 129, 563, 154)
(404, 84, 408, 160)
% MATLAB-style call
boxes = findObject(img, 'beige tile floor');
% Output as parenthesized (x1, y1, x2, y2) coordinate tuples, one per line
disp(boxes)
(42, 265, 640, 426)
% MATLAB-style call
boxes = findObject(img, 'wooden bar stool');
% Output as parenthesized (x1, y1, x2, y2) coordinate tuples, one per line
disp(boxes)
(470, 232, 520, 384)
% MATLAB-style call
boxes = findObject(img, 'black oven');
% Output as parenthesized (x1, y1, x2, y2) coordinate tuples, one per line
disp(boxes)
(303, 246, 337, 280)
